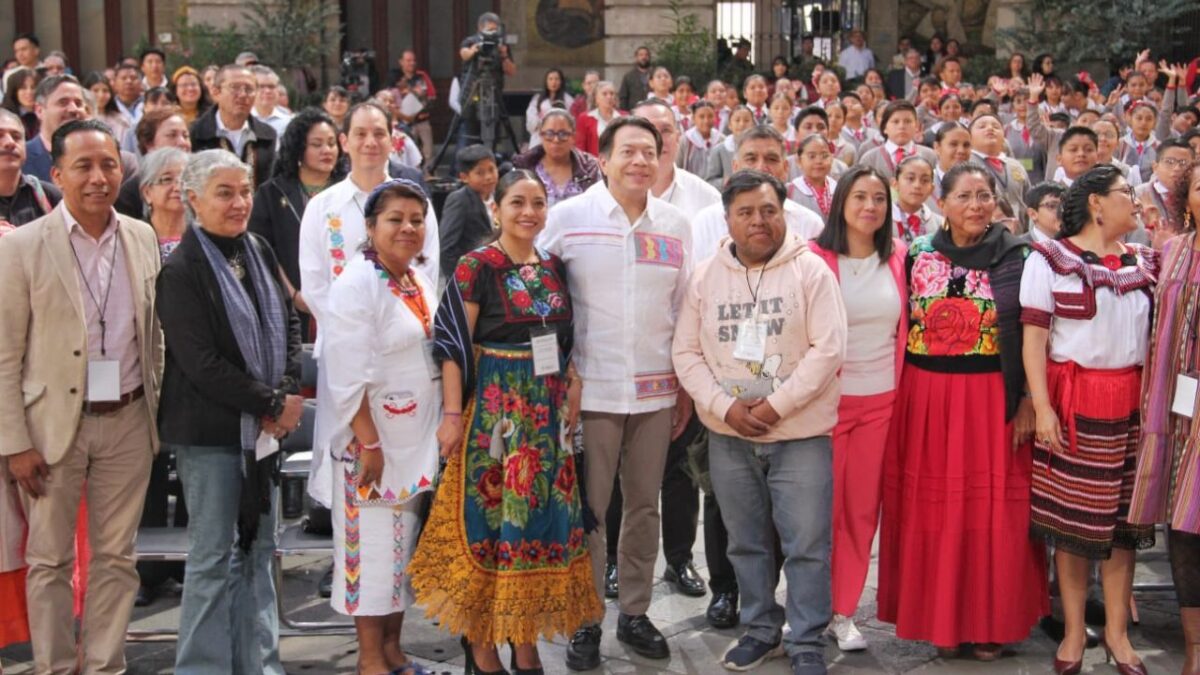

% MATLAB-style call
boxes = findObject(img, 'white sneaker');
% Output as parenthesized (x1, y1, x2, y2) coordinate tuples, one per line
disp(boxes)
(826, 615, 867, 651)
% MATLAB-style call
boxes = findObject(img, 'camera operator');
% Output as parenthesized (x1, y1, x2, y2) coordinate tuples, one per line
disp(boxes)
(458, 12, 516, 147)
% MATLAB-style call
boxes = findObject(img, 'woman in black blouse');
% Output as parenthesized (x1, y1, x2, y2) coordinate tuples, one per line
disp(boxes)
(410, 169, 602, 675)
(248, 108, 345, 338)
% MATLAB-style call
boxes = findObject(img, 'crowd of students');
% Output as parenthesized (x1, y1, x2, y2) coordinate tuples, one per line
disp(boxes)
(0, 24, 1199, 675)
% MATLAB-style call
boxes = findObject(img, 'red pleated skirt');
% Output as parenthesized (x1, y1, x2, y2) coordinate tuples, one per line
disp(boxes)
(877, 366, 1048, 647)
(0, 567, 29, 648)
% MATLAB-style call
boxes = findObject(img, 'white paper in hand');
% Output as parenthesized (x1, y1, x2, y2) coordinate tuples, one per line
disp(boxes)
(256, 431, 281, 461)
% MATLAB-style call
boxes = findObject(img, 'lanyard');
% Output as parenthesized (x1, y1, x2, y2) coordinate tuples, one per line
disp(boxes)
(68, 229, 119, 356)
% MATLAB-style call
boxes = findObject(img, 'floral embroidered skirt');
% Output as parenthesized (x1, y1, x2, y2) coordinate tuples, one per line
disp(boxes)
(410, 343, 602, 644)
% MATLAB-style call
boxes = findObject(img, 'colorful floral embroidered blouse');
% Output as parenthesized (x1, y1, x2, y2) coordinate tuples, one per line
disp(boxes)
(906, 236, 1001, 362)
(454, 245, 574, 352)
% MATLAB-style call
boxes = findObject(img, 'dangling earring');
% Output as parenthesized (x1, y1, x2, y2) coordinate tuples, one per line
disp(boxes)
(942, 219, 950, 231)
(1096, 212, 1104, 228)
(1186, 210, 1195, 231)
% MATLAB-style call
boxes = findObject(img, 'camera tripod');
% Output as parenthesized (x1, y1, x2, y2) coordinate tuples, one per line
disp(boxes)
(431, 67, 520, 174)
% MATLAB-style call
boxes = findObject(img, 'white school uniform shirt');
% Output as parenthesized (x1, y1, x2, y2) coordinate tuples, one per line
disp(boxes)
(1037, 100, 1067, 117)
(690, 198, 825, 263)
(787, 175, 838, 223)
(678, 127, 724, 177)
(539, 182, 693, 414)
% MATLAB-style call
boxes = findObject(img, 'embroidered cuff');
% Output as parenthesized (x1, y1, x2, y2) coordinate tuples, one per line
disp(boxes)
(1020, 307, 1052, 328)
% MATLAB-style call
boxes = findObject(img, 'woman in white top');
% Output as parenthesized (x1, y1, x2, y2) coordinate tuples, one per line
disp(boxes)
(323, 180, 441, 674)
(1022, 165, 1157, 675)
(525, 68, 573, 149)
(807, 166, 908, 653)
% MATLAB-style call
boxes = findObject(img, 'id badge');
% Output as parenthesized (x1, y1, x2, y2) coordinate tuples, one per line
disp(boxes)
(86, 360, 121, 402)
(732, 320, 767, 364)
(1172, 373, 1198, 418)
(530, 326, 561, 377)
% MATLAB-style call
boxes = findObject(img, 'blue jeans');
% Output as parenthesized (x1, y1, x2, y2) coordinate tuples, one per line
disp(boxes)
(173, 445, 283, 675)
(708, 433, 833, 657)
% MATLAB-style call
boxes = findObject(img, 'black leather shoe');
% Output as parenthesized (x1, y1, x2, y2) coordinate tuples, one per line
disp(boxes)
(604, 561, 618, 599)
(706, 591, 739, 629)
(565, 625, 602, 671)
(318, 564, 333, 599)
(663, 560, 706, 597)
(616, 613, 669, 659)
(134, 584, 157, 607)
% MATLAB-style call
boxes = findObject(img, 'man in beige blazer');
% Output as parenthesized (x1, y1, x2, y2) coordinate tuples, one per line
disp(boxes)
(0, 119, 162, 674)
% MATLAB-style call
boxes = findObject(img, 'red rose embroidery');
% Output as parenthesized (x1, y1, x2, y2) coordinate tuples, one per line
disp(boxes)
(482, 383, 503, 413)
(1101, 255, 1121, 270)
(511, 290, 533, 309)
(924, 297, 983, 355)
(554, 459, 577, 495)
(477, 465, 504, 509)
(542, 273, 561, 291)
(504, 444, 540, 497)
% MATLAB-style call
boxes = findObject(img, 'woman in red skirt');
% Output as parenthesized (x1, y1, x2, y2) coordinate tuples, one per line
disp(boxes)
(1022, 164, 1156, 675)
(879, 163, 1048, 660)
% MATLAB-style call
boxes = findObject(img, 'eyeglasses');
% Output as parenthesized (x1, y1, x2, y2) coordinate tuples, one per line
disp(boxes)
(225, 84, 258, 96)
(1038, 200, 1062, 211)
(948, 191, 996, 205)
(539, 130, 573, 142)
(1105, 185, 1136, 201)
(1160, 157, 1192, 169)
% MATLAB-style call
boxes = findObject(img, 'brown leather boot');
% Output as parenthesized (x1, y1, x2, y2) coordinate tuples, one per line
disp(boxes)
(1183, 607, 1200, 675)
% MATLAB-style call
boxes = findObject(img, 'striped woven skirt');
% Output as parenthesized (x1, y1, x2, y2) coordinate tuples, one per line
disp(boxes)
(1030, 360, 1156, 559)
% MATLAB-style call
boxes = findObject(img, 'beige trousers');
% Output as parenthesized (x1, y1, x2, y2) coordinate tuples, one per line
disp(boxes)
(20, 402, 153, 675)
(582, 408, 672, 617)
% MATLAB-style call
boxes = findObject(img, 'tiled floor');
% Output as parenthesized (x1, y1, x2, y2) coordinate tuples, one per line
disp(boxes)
(1, 525, 1186, 674)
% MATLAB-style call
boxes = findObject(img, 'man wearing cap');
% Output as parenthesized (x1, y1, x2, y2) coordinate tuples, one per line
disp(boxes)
(723, 39, 756, 89)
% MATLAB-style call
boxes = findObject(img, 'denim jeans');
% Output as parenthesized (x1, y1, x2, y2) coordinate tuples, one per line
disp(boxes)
(708, 433, 833, 657)
(173, 445, 283, 675)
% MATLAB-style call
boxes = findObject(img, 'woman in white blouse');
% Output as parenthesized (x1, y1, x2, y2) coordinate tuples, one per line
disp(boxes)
(525, 68, 573, 150)
(323, 179, 441, 675)
(1021, 165, 1157, 675)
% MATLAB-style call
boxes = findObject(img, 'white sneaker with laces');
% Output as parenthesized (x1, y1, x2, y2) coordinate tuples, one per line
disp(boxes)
(826, 615, 867, 651)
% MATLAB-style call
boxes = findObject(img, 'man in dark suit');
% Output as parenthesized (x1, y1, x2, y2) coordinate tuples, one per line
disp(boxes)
(189, 64, 277, 188)
(439, 144, 498, 280)
(886, 49, 924, 100)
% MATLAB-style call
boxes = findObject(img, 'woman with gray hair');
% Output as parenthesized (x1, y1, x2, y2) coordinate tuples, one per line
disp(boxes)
(138, 147, 189, 259)
(156, 149, 303, 674)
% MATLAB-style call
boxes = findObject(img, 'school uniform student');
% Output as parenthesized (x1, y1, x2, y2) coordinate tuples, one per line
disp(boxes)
(891, 155, 942, 243)
(970, 114, 1031, 210)
(788, 134, 838, 223)
(706, 106, 755, 189)
(856, 101, 939, 181)
(1118, 101, 1161, 180)
(1134, 136, 1195, 237)
(677, 101, 723, 178)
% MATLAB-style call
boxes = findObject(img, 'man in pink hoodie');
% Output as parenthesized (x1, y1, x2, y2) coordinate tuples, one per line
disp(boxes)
(673, 170, 846, 675)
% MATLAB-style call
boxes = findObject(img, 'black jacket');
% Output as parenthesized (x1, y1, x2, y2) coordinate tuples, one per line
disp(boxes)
(439, 185, 493, 277)
(248, 175, 307, 289)
(1, 174, 61, 226)
(190, 106, 278, 188)
(156, 226, 301, 446)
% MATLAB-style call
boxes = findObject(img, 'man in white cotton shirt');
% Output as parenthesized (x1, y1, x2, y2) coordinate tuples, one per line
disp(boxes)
(838, 29, 876, 80)
(692, 126, 825, 261)
(299, 100, 439, 512)
(540, 116, 693, 671)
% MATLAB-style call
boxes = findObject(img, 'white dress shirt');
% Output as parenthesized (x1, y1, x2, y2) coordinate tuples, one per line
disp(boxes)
(656, 166, 722, 213)
(838, 45, 876, 79)
(539, 182, 692, 414)
(690, 198, 825, 263)
(252, 106, 294, 138)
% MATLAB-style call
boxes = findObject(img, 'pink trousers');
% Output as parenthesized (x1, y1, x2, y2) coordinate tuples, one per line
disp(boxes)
(831, 390, 895, 617)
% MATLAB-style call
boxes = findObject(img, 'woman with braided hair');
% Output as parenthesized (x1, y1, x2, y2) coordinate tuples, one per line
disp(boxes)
(1130, 158, 1200, 675)
(1021, 164, 1157, 675)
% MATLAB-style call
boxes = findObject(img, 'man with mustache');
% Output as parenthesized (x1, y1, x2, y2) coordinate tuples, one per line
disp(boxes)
(0, 118, 163, 675)
(0, 108, 61, 233)
(619, 46, 653, 112)
(22, 74, 87, 183)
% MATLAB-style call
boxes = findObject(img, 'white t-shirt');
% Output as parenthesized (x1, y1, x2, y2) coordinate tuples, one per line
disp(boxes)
(837, 254, 899, 395)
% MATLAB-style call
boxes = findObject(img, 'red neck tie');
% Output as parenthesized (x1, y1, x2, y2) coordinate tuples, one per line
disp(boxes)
(894, 148, 906, 165)
(806, 178, 831, 215)
(985, 157, 1004, 173)
(1022, 126, 1031, 145)
(854, 128, 863, 141)
(906, 213, 922, 238)
(1136, 142, 1145, 157)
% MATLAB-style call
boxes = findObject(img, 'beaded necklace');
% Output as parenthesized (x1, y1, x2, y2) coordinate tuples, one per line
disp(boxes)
(366, 250, 430, 337)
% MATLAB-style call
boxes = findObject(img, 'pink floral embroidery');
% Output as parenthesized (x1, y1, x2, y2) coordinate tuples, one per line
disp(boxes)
(910, 253, 951, 298)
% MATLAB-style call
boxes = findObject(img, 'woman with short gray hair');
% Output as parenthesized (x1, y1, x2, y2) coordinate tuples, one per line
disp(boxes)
(156, 148, 303, 674)
(138, 147, 188, 258)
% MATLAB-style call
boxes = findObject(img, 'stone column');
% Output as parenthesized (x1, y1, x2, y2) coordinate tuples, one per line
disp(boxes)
(602, 0, 715, 84)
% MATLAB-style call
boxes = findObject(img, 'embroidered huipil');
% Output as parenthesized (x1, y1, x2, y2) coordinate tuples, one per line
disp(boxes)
(540, 182, 691, 414)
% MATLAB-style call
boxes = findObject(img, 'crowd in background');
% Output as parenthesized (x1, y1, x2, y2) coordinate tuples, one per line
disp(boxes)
(0, 16, 1199, 675)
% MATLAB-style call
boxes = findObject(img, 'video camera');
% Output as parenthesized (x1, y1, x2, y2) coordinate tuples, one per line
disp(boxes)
(475, 26, 506, 69)
(341, 49, 375, 93)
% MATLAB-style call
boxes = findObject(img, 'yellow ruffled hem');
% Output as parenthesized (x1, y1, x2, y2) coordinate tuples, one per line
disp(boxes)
(409, 401, 604, 645)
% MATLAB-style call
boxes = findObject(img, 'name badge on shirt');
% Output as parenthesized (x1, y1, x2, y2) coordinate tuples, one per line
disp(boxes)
(530, 326, 561, 377)
(733, 320, 767, 364)
(87, 360, 121, 402)
(1172, 373, 1198, 418)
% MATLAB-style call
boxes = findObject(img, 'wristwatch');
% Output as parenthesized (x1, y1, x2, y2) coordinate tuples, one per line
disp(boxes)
(268, 389, 286, 419)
